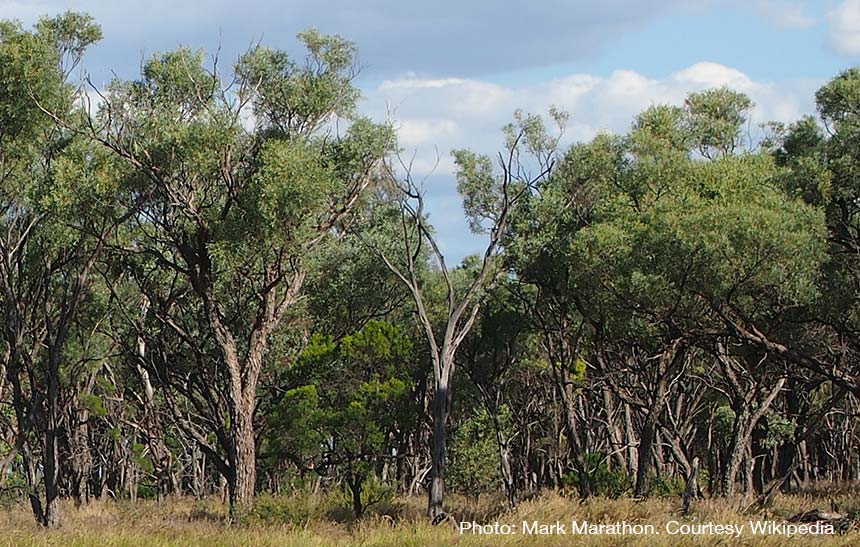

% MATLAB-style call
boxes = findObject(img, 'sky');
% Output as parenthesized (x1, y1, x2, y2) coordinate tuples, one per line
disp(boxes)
(3, 0, 859, 261)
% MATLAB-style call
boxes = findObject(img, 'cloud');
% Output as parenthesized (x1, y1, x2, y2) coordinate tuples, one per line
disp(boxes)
(367, 62, 819, 169)
(827, 0, 860, 55)
(753, 0, 816, 29)
(1, 0, 834, 85)
(0, 0, 719, 79)
(395, 120, 459, 148)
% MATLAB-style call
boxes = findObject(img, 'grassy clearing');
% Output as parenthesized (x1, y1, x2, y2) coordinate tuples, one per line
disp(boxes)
(0, 491, 858, 546)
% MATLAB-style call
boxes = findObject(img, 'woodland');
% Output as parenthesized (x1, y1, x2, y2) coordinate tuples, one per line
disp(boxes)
(1, 12, 859, 537)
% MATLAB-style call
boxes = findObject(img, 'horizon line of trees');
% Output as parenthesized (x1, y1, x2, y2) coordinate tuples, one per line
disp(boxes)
(1, 12, 859, 528)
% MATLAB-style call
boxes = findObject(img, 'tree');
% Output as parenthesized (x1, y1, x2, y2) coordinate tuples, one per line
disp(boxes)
(685, 87, 753, 158)
(0, 12, 110, 527)
(367, 110, 559, 517)
(91, 32, 394, 513)
(269, 319, 416, 517)
(566, 113, 825, 496)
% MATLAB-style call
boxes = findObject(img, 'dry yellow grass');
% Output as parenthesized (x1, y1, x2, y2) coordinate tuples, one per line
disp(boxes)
(0, 491, 857, 546)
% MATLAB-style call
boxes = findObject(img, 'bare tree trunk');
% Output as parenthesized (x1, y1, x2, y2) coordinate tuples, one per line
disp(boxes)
(70, 412, 93, 508)
(634, 411, 661, 497)
(428, 380, 451, 519)
(348, 473, 364, 518)
(490, 407, 517, 508)
(682, 457, 700, 515)
(624, 402, 638, 476)
(603, 388, 627, 471)
(723, 418, 747, 497)
(721, 378, 785, 497)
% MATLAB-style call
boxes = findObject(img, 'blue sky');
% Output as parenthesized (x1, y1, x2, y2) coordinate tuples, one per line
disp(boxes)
(3, 0, 859, 261)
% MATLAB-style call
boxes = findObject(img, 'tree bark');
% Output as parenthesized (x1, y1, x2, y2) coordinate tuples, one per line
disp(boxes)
(428, 380, 451, 519)
(43, 356, 61, 528)
(348, 473, 364, 518)
(633, 341, 686, 498)
(228, 399, 256, 515)
(491, 411, 517, 508)
(558, 380, 591, 498)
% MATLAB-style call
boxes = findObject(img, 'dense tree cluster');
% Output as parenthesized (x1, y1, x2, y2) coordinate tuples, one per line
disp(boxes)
(1, 13, 859, 527)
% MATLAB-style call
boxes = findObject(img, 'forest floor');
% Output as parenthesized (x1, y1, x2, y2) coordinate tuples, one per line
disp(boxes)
(0, 489, 859, 546)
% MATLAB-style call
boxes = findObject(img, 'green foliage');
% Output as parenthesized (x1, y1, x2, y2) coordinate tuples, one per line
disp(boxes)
(452, 149, 497, 233)
(253, 490, 344, 524)
(630, 104, 690, 155)
(685, 87, 753, 158)
(563, 453, 633, 499)
(236, 29, 360, 134)
(2, 9, 859, 518)
(79, 394, 108, 418)
(763, 413, 797, 449)
(448, 408, 505, 495)
(649, 475, 686, 497)
(265, 320, 416, 483)
(567, 134, 826, 336)
(713, 405, 736, 440)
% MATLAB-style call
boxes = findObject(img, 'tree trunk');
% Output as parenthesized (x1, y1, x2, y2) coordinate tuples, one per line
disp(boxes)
(603, 388, 627, 471)
(349, 474, 364, 518)
(70, 416, 93, 508)
(559, 381, 591, 498)
(43, 360, 61, 528)
(228, 400, 256, 516)
(634, 391, 671, 497)
(721, 378, 785, 497)
(428, 380, 450, 519)
(722, 417, 748, 497)
(491, 409, 517, 508)
(682, 457, 700, 515)
(633, 342, 685, 498)
(624, 402, 638, 476)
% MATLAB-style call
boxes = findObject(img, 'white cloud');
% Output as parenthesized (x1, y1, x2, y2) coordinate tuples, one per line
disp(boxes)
(753, 0, 816, 29)
(828, 0, 860, 55)
(396, 120, 459, 148)
(672, 62, 755, 88)
(367, 62, 818, 166)
(380, 78, 466, 90)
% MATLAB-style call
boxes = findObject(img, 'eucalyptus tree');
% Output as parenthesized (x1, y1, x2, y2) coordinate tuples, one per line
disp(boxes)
(504, 129, 614, 499)
(771, 69, 860, 396)
(90, 32, 394, 512)
(567, 103, 826, 497)
(685, 87, 753, 158)
(0, 12, 120, 527)
(368, 110, 558, 517)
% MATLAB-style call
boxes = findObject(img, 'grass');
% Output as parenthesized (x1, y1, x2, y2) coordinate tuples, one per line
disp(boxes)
(0, 490, 857, 546)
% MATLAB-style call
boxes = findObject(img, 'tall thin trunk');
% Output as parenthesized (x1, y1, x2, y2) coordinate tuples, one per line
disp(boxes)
(722, 416, 748, 497)
(559, 381, 591, 498)
(43, 357, 61, 528)
(348, 473, 364, 518)
(721, 378, 785, 497)
(634, 411, 661, 497)
(490, 406, 517, 507)
(603, 388, 627, 471)
(624, 402, 638, 476)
